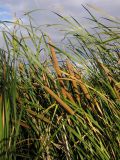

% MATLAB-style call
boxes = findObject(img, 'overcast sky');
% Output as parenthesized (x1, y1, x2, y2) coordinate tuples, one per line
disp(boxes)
(0, 0, 120, 19)
(0, 0, 120, 47)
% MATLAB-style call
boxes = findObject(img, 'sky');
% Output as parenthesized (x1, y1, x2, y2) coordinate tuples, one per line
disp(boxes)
(0, 0, 120, 47)
(0, 0, 120, 19)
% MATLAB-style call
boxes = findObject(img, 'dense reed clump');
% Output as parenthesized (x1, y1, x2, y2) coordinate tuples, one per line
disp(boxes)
(0, 8, 120, 160)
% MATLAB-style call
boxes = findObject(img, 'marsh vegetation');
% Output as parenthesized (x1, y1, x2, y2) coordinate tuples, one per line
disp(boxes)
(0, 7, 120, 159)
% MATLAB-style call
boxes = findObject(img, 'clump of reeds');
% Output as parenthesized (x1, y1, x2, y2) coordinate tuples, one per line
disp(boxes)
(0, 7, 120, 160)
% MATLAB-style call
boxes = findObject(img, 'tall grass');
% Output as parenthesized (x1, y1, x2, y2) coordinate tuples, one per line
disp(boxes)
(0, 7, 120, 159)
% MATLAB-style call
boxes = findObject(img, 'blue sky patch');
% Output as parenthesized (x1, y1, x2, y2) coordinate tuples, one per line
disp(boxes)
(0, 5, 12, 21)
